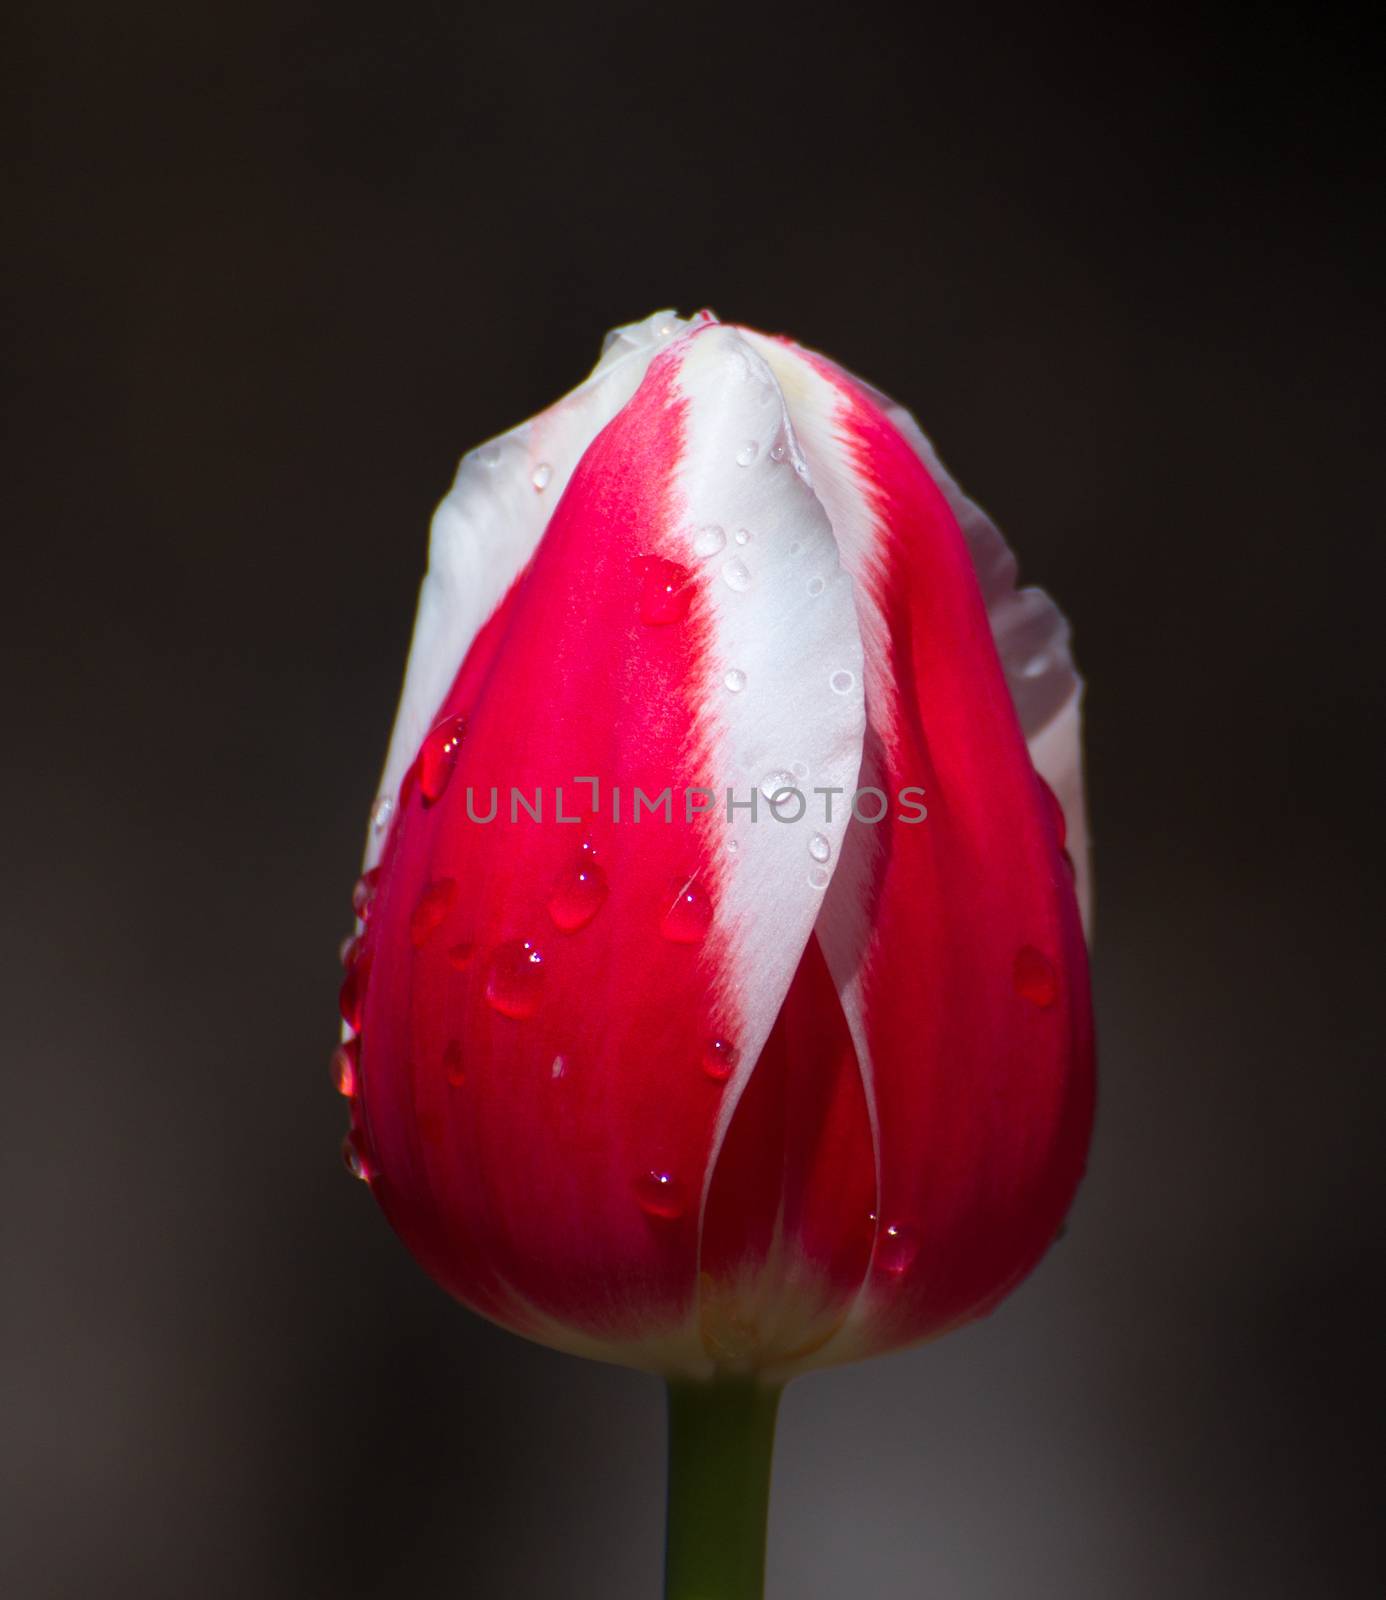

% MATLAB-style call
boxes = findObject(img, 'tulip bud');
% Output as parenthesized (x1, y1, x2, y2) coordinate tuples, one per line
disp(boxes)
(337, 310, 1093, 1385)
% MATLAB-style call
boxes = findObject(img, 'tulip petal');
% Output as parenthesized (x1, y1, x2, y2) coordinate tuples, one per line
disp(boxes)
(368, 310, 715, 869)
(741, 333, 1095, 1365)
(354, 323, 865, 1372)
(864, 388, 1092, 929)
(698, 934, 877, 1375)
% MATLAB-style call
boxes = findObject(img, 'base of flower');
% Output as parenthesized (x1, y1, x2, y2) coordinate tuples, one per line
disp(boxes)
(664, 1376, 782, 1600)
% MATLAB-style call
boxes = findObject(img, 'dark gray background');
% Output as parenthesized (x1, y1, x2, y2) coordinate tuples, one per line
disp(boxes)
(4, 3, 1382, 1596)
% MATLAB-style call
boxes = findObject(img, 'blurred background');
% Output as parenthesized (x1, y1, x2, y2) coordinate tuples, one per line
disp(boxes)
(4, 3, 1382, 1595)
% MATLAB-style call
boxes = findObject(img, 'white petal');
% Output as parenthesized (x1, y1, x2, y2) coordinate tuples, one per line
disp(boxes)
(665, 326, 866, 1191)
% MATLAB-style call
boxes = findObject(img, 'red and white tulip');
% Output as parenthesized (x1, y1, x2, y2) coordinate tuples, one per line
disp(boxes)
(337, 310, 1094, 1382)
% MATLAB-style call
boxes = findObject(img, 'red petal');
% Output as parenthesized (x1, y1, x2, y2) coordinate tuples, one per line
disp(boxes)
(751, 343, 1095, 1359)
(356, 347, 728, 1357)
(699, 935, 876, 1370)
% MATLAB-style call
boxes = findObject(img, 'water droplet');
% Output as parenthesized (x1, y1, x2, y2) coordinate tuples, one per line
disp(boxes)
(551, 1054, 567, 1080)
(352, 867, 381, 919)
(721, 558, 752, 592)
(341, 1131, 370, 1182)
(769, 439, 787, 463)
(809, 833, 831, 863)
(1039, 778, 1068, 848)
(661, 879, 712, 944)
(331, 1038, 359, 1097)
(791, 760, 809, 781)
(531, 462, 552, 491)
(1020, 653, 1047, 679)
(548, 857, 609, 931)
(703, 1038, 739, 1082)
(446, 940, 475, 970)
(410, 878, 457, 948)
(419, 715, 466, 805)
(735, 441, 759, 467)
(806, 576, 825, 597)
(338, 932, 360, 967)
(724, 668, 747, 693)
(692, 524, 726, 557)
(485, 940, 545, 1018)
(338, 952, 371, 1030)
(760, 769, 798, 801)
(635, 1169, 686, 1219)
(809, 866, 830, 890)
(734, 527, 752, 545)
(877, 1221, 920, 1274)
(726, 838, 740, 854)
(1014, 945, 1059, 1008)
(478, 443, 502, 468)
(442, 1039, 465, 1086)
(788, 540, 803, 556)
(636, 556, 694, 625)
(371, 794, 394, 835)
(830, 669, 855, 695)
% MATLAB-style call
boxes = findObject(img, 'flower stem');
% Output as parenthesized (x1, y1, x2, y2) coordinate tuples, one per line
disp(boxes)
(664, 1377, 782, 1600)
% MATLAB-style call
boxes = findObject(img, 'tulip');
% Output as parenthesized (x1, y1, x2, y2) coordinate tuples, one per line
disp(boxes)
(336, 310, 1094, 1597)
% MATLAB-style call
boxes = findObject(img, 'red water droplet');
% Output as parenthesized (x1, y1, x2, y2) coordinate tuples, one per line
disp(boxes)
(548, 859, 608, 932)
(1038, 777, 1067, 849)
(399, 760, 419, 809)
(1014, 945, 1059, 1008)
(341, 1130, 371, 1182)
(352, 867, 381, 920)
(635, 556, 695, 625)
(661, 878, 712, 944)
(442, 1039, 465, 1086)
(861, 1208, 880, 1250)
(331, 1037, 359, 1097)
(338, 933, 361, 968)
(703, 1038, 739, 1082)
(419, 715, 467, 805)
(338, 951, 371, 1030)
(485, 940, 545, 1019)
(410, 877, 457, 948)
(876, 1221, 920, 1275)
(635, 1169, 686, 1220)
(446, 941, 475, 970)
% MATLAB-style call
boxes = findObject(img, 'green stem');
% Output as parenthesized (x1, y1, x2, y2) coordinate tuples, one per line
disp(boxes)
(664, 1378, 782, 1600)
